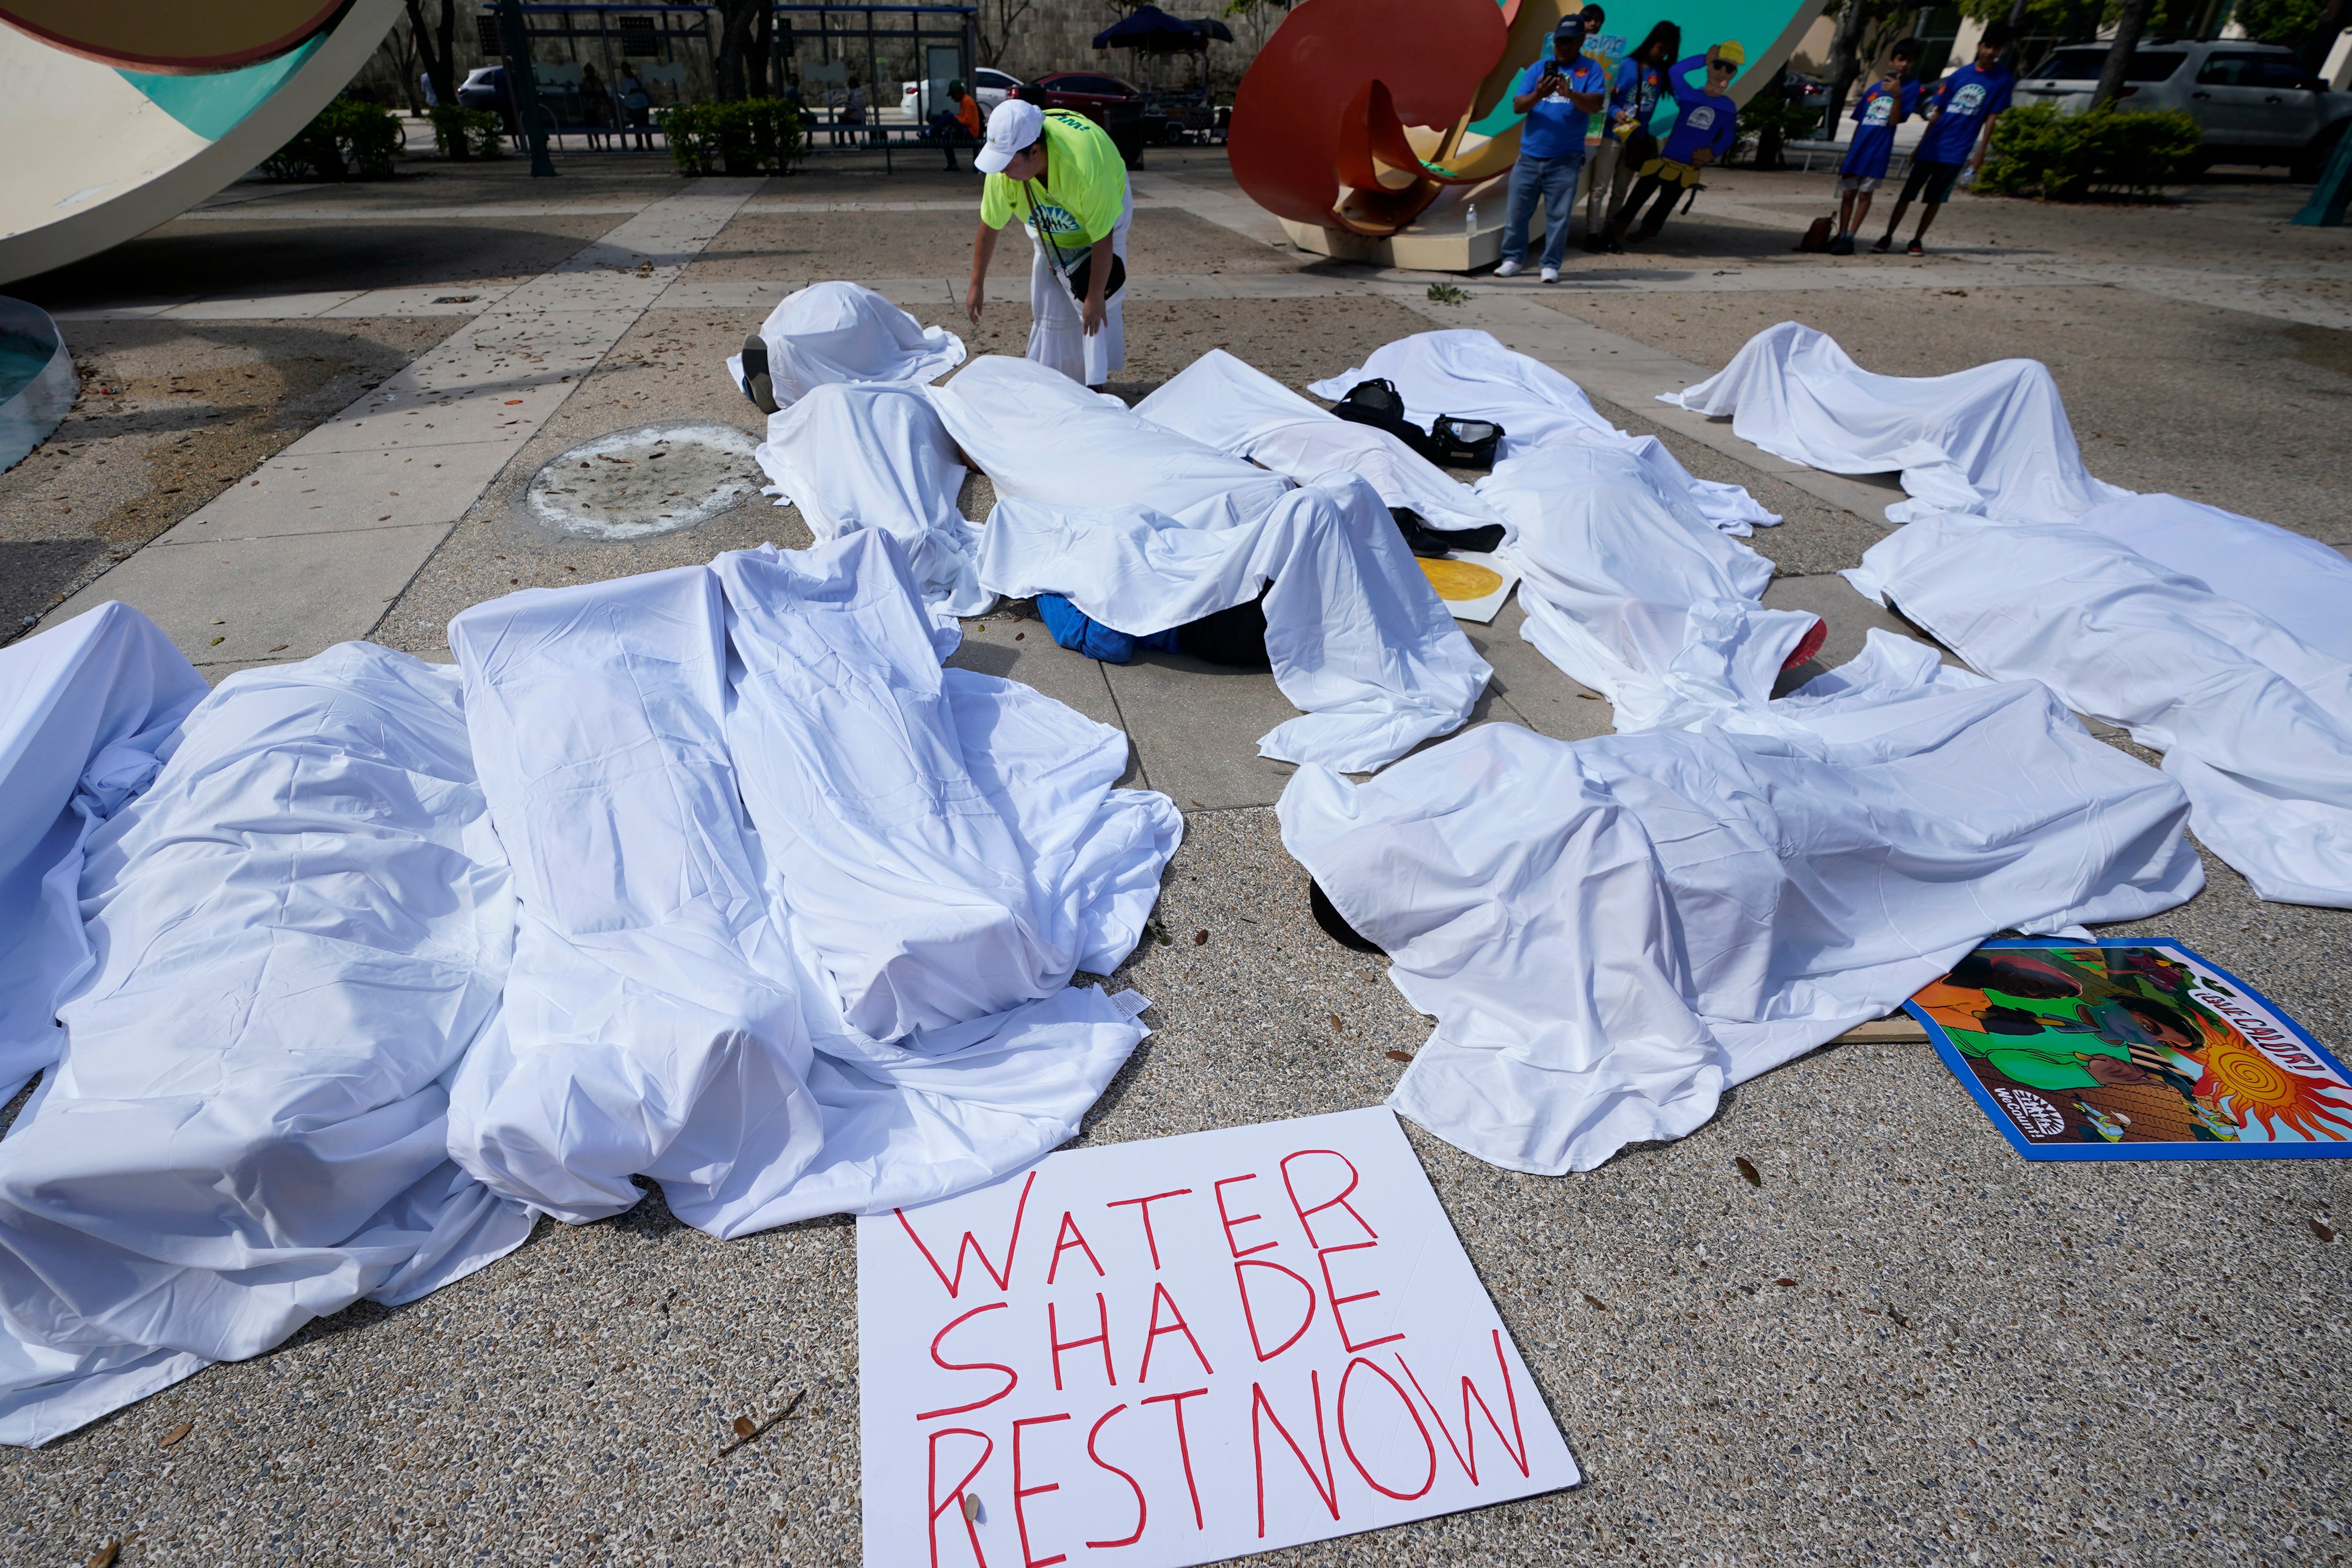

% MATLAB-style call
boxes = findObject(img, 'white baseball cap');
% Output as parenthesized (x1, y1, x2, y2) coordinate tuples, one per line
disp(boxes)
(974, 98, 1044, 175)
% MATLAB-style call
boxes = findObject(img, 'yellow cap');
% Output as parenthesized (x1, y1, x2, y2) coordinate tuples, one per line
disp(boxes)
(1712, 40, 1746, 66)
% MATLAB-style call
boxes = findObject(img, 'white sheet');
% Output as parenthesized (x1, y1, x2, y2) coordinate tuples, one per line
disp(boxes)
(1278, 637, 2202, 1175)
(725, 280, 966, 408)
(753, 381, 990, 617)
(928, 353, 1294, 533)
(0, 643, 534, 1448)
(1309, 329, 1781, 536)
(1477, 444, 1818, 731)
(1134, 348, 1508, 537)
(0, 604, 206, 1103)
(446, 531, 1182, 1238)
(1660, 321, 2132, 526)
(1845, 513, 2352, 909)
(2071, 493, 2352, 666)
(981, 476, 1492, 772)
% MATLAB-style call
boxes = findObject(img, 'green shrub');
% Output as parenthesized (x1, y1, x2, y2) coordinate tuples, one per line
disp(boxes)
(429, 104, 505, 161)
(659, 100, 805, 176)
(1737, 91, 1822, 168)
(1976, 103, 2203, 201)
(263, 98, 404, 181)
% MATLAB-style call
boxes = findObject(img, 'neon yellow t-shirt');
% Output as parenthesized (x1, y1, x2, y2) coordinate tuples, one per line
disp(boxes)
(978, 109, 1127, 263)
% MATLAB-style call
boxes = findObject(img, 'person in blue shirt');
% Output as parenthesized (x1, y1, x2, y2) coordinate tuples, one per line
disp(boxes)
(1875, 23, 2017, 255)
(1496, 16, 1613, 283)
(1829, 37, 1922, 255)
(1582, 20, 1682, 251)
(1599, 40, 1744, 253)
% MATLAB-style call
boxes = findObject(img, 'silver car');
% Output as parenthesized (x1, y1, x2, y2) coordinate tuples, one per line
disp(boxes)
(2014, 39, 2349, 178)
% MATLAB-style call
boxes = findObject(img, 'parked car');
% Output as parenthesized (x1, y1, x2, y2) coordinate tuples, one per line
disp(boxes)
(2014, 39, 2348, 177)
(1013, 71, 1186, 142)
(900, 66, 1022, 122)
(456, 65, 507, 112)
(1781, 69, 1828, 113)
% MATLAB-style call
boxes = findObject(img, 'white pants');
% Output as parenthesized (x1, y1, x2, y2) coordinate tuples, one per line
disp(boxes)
(1024, 178, 1132, 387)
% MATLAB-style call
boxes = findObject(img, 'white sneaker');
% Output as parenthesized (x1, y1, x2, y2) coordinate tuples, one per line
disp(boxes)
(1540, 265, 1560, 283)
(1495, 259, 1522, 277)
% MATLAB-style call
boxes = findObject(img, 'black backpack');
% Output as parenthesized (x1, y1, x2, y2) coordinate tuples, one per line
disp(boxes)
(1330, 379, 1442, 463)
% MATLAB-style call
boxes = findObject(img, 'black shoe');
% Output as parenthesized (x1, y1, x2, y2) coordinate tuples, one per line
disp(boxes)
(1870, 234, 1892, 254)
(1604, 237, 1626, 255)
(739, 333, 777, 415)
(1906, 238, 1924, 256)
(1828, 233, 1855, 256)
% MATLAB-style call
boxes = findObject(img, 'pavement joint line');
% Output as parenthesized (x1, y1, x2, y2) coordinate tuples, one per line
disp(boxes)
(37, 182, 765, 668)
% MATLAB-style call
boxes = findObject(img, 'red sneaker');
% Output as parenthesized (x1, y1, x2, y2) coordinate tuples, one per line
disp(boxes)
(1781, 617, 1828, 670)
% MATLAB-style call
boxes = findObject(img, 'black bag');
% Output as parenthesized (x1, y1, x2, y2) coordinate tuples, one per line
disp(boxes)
(1063, 247, 1127, 302)
(1331, 379, 1442, 462)
(1428, 415, 1502, 469)
(1389, 506, 1504, 559)
(1174, 588, 1270, 667)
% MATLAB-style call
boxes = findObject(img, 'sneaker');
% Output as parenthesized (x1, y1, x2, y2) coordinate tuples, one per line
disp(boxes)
(1540, 265, 1559, 283)
(1495, 259, 1522, 277)
(1870, 234, 1892, 254)
(1604, 237, 1626, 255)
(1828, 233, 1855, 256)
(1906, 238, 1924, 256)
(739, 333, 777, 415)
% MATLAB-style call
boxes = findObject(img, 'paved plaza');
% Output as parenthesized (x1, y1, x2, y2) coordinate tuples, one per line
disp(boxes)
(3, 144, 2349, 1565)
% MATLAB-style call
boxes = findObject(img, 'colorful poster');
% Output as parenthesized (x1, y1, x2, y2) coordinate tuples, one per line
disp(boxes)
(1910, 940, 2352, 1161)
(857, 1107, 1578, 1568)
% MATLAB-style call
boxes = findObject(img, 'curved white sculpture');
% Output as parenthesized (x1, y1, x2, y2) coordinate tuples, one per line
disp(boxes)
(0, 0, 404, 287)
(0, 297, 74, 470)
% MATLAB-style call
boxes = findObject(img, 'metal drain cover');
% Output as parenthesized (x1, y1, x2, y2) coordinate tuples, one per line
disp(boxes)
(527, 421, 765, 540)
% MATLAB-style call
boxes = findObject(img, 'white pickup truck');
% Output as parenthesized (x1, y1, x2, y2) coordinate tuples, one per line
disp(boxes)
(2015, 39, 2349, 178)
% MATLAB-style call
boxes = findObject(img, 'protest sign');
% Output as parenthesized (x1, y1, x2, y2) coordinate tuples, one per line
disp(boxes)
(858, 1106, 1577, 1566)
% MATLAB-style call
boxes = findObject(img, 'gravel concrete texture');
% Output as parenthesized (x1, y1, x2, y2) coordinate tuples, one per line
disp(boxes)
(0, 318, 458, 642)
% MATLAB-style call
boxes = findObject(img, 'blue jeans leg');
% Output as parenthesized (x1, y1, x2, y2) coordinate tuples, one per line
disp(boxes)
(1502, 153, 1547, 265)
(1539, 155, 1582, 270)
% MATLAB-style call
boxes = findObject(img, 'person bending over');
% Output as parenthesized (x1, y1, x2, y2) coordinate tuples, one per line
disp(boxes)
(965, 99, 1132, 390)
(1874, 23, 2015, 255)
(1600, 40, 1743, 252)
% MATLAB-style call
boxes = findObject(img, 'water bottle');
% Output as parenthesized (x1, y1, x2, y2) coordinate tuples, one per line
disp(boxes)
(1465, 201, 1479, 234)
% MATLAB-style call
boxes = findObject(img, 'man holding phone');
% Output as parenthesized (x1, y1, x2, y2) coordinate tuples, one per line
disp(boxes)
(1497, 16, 1611, 283)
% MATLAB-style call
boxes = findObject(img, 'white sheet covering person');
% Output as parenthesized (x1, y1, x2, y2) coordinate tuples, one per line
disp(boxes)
(726, 280, 965, 411)
(1310, 329, 1781, 535)
(446, 532, 1182, 1237)
(2070, 493, 2352, 665)
(981, 477, 1492, 771)
(0, 603, 206, 1103)
(1846, 512, 2352, 909)
(0, 640, 535, 1448)
(1479, 444, 1820, 731)
(1133, 349, 1509, 537)
(929, 353, 1293, 532)
(1279, 635, 2202, 1176)
(752, 381, 989, 616)
(1659, 321, 2130, 524)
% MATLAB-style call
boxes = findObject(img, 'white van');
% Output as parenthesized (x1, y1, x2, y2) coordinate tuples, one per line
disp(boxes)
(2015, 39, 2349, 177)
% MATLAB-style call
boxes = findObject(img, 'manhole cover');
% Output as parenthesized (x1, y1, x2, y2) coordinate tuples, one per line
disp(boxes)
(527, 421, 765, 540)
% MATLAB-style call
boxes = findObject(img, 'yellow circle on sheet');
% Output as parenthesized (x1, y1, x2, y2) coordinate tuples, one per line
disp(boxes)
(1417, 558, 1504, 600)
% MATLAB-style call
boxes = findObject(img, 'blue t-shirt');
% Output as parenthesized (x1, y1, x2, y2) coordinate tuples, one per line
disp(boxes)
(1611, 57, 1672, 138)
(1516, 54, 1614, 159)
(1657, 53, 1739, 165)
(1840, 77, 1920, 179)
(1916, 61, 2014, 164)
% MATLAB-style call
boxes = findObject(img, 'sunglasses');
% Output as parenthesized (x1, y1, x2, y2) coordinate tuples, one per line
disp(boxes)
(1708, 60, 1738, 72)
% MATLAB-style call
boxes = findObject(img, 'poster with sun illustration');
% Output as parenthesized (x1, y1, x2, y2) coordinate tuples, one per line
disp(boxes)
(1909, 941, 2352, 1161)
(1416, 549, 1518, 623)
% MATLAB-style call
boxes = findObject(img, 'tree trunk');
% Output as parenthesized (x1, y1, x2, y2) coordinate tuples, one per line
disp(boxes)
(2092, 0, 2155, 109)
(750, 4, 773, 98)
(715, 0, 763, 101)
(404, 0, 457, 109)
(1820, 0, 1880, 140)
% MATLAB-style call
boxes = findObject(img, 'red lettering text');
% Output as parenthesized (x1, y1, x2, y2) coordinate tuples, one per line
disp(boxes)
(899, 1171, 1037, 1300)
(1280, 1149, 1377, 1249)
(1137, 1282, 1215, 1383)
(1317, 1241, 1403, 1353)
(1397, 1331, 1531, 1486)
(918, 1302, 1018, 1421)
(1048, 1293, 1116, 1393)
(1214, 1173, 1277, 1258)
(1140, 1387, 1211, 1531)
(1233, 1258, 1318, 1362)
(1104, 1188, 1193, 1270)
(1012, 1413, 1071, 1568)
(1045, 1211, 1105, 1286)
(1250, 1372, 1339, 1538)
(928, 1427, 993, 1568)
(1082, 1403, 1148, 1549)
(1337, 1356, 1435, 1501)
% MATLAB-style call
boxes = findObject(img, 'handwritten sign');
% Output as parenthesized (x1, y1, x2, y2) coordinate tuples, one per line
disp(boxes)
(858, 1107, 1578, 1567)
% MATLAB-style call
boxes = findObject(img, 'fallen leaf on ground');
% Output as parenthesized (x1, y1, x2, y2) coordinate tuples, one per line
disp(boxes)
(1775, 1278, 1797, 1287)
(1193, 930, 1207, 946)
(1329, 1014, 1342, 1032)
(1385, 1050, 1413, 1063)
(1888, 1307, 1910, 1328)
(2312, 1217, 2336, 1243)
(1581, 1292, 1609, 1310)
(86, 1544, 119, 1568)
(732, 1417, 756, 1438)
(268, 644, 288, 653)
(159, 1419, 194, 1448)
(1735, 1156, 1762, 1187)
